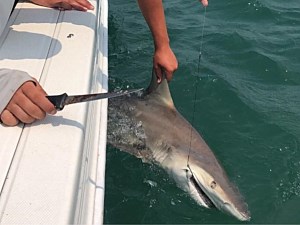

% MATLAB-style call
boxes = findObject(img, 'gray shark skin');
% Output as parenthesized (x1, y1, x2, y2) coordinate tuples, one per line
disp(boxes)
(107, 71, 250, 221)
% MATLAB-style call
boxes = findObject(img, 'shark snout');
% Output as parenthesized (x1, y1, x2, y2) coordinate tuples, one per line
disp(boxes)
(223, 202, 251, 221)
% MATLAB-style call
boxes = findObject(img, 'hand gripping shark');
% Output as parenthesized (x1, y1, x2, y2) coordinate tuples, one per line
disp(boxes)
(107, 71, 251, 221)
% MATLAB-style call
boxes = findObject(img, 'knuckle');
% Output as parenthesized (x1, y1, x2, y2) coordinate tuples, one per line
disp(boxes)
(12, 90, 23, 101)
(21, 81, 35, 90)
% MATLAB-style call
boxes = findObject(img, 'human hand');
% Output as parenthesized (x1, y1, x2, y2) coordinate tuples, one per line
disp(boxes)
(153, 45, 178, 83)
(0, 81, 56, 126)
(200, 0, 208, 7)
(30, 0, 94, 11)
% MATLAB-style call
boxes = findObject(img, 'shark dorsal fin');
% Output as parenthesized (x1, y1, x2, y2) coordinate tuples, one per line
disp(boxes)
(145, 69, 174, 108)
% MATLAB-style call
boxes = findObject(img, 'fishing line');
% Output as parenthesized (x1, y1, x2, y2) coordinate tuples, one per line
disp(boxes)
(187, 6, 207, 169)
(197, 7, 207, 73)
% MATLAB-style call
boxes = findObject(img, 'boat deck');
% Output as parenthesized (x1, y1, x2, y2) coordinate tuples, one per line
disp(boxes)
(0, 0, 107, 224)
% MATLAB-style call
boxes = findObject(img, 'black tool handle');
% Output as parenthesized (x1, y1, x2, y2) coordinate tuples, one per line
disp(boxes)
(46, 93, 68, 111)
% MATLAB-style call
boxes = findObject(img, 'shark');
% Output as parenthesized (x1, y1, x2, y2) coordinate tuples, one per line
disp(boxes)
(107, 71, 251, 221)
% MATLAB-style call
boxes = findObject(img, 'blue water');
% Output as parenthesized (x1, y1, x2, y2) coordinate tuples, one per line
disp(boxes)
(105, 0, 300, 223)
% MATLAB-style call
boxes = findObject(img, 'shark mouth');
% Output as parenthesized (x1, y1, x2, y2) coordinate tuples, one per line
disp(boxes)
(189, 172, 215, 208)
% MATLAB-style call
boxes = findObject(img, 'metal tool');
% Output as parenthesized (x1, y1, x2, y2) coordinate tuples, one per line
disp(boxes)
(46, 88, 143, 110)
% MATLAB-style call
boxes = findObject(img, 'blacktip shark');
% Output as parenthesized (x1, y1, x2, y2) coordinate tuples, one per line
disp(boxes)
(107, 71, 251, 221)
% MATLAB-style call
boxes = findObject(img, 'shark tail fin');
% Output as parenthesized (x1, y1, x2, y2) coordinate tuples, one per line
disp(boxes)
(145, 69, 174, 108)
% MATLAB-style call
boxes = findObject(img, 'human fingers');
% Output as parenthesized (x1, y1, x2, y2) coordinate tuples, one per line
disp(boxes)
(153, 46, 178, 83)
(56, 2, 73, 10)
(200, 0, 208, 7)
(4, 81, 56, 124)
(30, 0, 70, 9)
(67, 1, 87, 11)
(55, 0, 94, 11)
(154, 65, 173, 83)
(6, 103, 36, 124)
(18, 82, 56, 116)
(71, 0, 94, 11)
(0, 110, 19, 126)
(10, 88, 47, 120)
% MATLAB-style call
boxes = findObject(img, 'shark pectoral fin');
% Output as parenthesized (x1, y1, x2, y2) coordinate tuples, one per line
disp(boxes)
(145, 69, 175, 108)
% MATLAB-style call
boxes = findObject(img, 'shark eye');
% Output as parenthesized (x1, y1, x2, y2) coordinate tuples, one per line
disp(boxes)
(210, 181, 217, 189)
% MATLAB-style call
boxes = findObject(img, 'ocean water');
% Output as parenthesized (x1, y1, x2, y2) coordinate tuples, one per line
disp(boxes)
(104, 0, 300, 224)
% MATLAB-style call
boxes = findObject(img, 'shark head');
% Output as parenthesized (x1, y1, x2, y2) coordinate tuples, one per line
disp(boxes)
(161, 145, 250, 221)
(187, 159, 250, 221)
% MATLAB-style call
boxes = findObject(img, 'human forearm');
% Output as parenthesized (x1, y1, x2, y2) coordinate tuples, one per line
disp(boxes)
(137, 0, 208, 49)
(137, 0, 170, 50)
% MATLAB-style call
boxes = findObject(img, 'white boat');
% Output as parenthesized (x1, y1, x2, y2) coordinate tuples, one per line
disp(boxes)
(0, 0, 108, 224)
